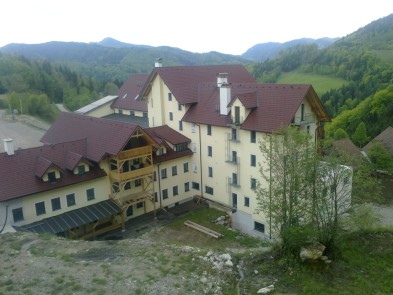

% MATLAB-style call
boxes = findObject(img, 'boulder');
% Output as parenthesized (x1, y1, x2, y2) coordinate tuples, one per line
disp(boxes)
(300, 242, 326, 261)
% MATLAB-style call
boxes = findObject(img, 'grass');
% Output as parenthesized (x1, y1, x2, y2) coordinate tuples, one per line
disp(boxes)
(167, 207, 266, 249)
(243, 229, 393, 294)
(277, 71, 348, 95)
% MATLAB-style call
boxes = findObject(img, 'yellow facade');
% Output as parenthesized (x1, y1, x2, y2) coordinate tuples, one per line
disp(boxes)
(20, 177, 109, 225)
(144, 75, 323, 238)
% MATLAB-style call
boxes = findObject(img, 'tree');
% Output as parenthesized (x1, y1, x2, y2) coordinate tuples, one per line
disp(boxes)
(333, 128, 349, 140)
(255, 127, 356, 255)
(255, 127, 316, 248)
(352, 121, 370, 148)
(366, 141, 393, 173)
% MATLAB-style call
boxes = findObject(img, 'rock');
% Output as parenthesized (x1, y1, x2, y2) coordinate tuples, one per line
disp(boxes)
(320, 255, 329, 261)
(254, 270, 259, 274)
(224, 260, 233, 267)
(257, 284, 274, 294)
(300, 242, 326, 261)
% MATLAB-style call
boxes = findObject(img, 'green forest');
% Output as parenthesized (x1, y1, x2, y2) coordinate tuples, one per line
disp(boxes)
(1, 14, 393, 147)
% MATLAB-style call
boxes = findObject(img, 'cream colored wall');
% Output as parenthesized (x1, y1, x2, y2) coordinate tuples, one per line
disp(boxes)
(153, 155, 196, 209)
(293, 99, 317, 141)
(86, 103, 113, 118)
(21, 177, 110, 224)
(147, 76, 165, 127)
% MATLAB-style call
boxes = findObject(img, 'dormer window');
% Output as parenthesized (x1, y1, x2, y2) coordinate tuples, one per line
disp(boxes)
(156, 147, 166, 156)
(47, 171, 57, 183)
(168, 93, 172, 101)
(77, 165, 86, 175)
(175, 142, 188, 152)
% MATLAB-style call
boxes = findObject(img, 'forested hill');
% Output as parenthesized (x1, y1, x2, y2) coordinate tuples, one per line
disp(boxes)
(0, 41, 250, 81)
(251, 13, 393, 141)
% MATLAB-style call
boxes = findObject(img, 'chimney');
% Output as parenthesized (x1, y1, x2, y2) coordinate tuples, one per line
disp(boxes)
(219, 83, 231, 115)
(3, 138, 15, 156)
(217, 73, 228, 87)
(155, 58, 162, 67)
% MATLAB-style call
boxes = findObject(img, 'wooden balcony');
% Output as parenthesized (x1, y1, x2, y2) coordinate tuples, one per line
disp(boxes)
(109, 165, 153, 182)
(117, 146, 152, 161)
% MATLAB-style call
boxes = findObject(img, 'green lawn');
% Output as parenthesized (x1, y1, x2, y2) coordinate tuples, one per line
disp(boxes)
(277, 72, 348, 96)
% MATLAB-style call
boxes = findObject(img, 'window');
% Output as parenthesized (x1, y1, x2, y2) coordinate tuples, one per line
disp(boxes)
(234, 106, 240, 124)
(192, 163, 198, 173)
(168, 92, 172, 101)
(12, 208, 24, 222)
(47, 171, 56, 183)
(183, 162, 189, 173)
(169, 112, 173, 121)
(301, 103, 305, 121)
(179, 121, 183, 131)
(250, 131, 256, 143)
(244, 197, 250, 207)
(154, 193, 158, 203)
(135, 179, 142, 187)
(250, 154, 256, 167)
(191, 124, 196, 133)
(251, 178, 256, 190)
(35, 201, 46, 216)
(125, 182, 131, 190)
(119, 109, 123, 115)
(184, 182, 190, 192)
(192, 182, 200, 190)
(173, 185, 179, 196)
(51, 197, 61, 211)
(232, 193, 237, 208)
(208, 166, 213, 178)
(208, 146, 212, 157)
(172, 165, 178, 176)
(137, 202, 144, 208)
(130, 111, 135, 116)
(77, 165, 86, 175)
(162, 189, 168, 199)
(254, 221, 265, 233)
(143, 112, 148, 118)
(205, 186, 214, 195)
(232, 151, 237, 163)
(66, 193, 76, 207)
(232, 173, 238, 185)
(126, 205, 133, 216)
(161, 168, 167, 179)
(231, 128, 237, 141)
(178, 103, 182, 111)
(207, 124, 212, 135)
(86, 188, 95, 201)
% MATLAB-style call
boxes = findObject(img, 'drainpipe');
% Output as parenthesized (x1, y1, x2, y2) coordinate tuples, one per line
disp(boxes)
(196, 124, 203, 198)
(0, 204, 8, 234)
(157, 163, 163, 210)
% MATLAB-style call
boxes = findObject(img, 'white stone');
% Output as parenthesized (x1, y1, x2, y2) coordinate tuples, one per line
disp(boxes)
(257, 284, 274, 294)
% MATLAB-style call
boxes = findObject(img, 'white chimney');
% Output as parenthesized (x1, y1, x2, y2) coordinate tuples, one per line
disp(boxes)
(155, 58, 162, 67)
(3, 138, 15, 156)
(217, 73, 228, 87)
(219, 83, 231, 115)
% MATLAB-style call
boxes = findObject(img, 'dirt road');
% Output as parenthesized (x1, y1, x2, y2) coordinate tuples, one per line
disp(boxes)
(0, 110, 49, 152)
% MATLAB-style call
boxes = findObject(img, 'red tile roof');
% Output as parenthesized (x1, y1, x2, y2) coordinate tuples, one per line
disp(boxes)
(41, 112, 142, 162)
(111, 73, 149, 111)
(0, 140, 106, 202)
(146, 125, 191, 145)
(143, 64, 257, 104)
(183, 83, 330, 133)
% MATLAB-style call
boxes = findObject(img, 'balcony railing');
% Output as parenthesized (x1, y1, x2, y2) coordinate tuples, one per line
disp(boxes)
(291, 113, 315, 126)
(117, 146, 152, 161)
(110, 166, 153, 182)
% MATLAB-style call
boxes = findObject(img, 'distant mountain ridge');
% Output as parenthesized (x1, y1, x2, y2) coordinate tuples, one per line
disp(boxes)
(242, 37, 338, 61)
(0, 36, 338, 81)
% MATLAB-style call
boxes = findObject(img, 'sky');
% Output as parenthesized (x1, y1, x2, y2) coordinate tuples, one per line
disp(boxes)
(1, 0, 393, 55)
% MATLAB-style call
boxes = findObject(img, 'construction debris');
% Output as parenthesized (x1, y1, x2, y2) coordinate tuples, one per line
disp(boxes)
(184, 220, 224, 238)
